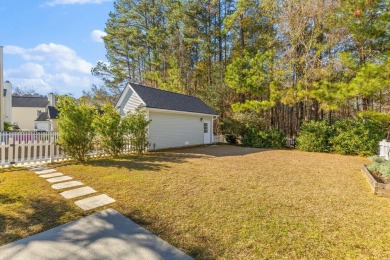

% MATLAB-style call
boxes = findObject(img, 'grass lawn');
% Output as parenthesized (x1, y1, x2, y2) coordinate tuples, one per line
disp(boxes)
(0, 168, 84, 246)
(1, 145, 390, 259)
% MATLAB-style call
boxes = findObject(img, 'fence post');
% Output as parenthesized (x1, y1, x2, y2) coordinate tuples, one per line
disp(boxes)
(50, 137, 55, 163)
(8, 137, 14, 165)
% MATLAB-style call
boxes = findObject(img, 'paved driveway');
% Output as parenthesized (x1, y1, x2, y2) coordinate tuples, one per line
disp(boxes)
(0, 209, 192, 260)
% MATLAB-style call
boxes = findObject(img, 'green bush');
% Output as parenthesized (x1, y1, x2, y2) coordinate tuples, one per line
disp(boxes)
(330, 119, 385, 156)
(57, 96, 96, 162)
(242, 127, 259, 147)
(253, 128, 285, 149)
(4, 122, 12, 131)
(123, 108, 150, 153)
(94, 102, 126, 156)
(296, 121, 333, 152)
(221, 112, 265, 144)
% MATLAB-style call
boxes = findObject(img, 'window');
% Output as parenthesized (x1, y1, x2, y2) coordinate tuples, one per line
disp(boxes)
(204, 123, 208, 133)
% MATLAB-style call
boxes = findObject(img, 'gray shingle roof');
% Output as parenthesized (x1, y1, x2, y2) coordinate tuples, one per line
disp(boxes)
(130, 83, 217, 115)
(35, 112, 48, 121)
(12, 96, 49, 108)
(48, 106, 59, 119)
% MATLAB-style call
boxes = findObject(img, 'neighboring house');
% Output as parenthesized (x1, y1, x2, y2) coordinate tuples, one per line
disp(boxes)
(12, 96, 49, 130)
(116, 83, 218, 150)
(12, 93, 56, 130)
(34, 106, 59, 131)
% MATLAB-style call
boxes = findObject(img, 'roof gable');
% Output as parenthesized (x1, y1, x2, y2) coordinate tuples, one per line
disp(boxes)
(12, 96, 49, 108)
(35, 112, 48, 121)
(128, 83, 217, 115)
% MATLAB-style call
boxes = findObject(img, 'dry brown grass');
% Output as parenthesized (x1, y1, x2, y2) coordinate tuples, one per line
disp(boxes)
(0, 169, 84, 246)
(1, 145, 389, 259)
(50, 145, 390, 259)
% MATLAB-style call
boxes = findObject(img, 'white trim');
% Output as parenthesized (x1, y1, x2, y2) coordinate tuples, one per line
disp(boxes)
(115, 86, 129, 108)
(115, 83, 146, 108)
(146, 107, 217, 117)
(128, 83, 146, 105)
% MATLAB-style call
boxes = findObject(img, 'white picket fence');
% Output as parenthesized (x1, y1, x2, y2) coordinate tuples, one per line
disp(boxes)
(0, 132, 134, 167)
(0, 137, 66, 167)
(379, 140, 390, 160)
(0, 131, 59, 145)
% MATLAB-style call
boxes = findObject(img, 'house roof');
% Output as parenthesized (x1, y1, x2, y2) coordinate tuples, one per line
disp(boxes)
(35, 112, 48, 121)
(34, 106, 59, 122)
(127, 83, 217, 115)
(48, 106, 59, 119)
(12, 96, 49, 108)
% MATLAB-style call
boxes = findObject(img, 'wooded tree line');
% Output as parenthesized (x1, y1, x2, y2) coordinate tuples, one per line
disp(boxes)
(89, 0, 390, 137)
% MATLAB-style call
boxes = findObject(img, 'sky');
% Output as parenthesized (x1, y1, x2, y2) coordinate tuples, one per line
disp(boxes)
(0, 0, 114, 97)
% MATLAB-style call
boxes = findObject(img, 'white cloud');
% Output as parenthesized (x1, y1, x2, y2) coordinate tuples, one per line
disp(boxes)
(5, 43, 92, 74)
(4, 43, 97, 96)
(91, 30, 107, 43)
(7, 63, 45, 79)
(44, 0, 111, 7)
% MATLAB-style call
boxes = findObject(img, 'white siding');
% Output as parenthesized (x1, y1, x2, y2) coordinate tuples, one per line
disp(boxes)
(119, 87, 144, 116)
(35, 121, 51, 131)
(148, 111, 212, 150)
(12, 107, 46, 130)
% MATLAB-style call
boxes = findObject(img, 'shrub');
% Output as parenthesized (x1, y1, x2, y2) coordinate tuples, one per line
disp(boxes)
(368, 155, 386, 164)
(242, 127, 259, 147)
(57, 96, 96, 162)
(330, 119, 385, 156)
(225, 134, 238, 144)
(94, 102, 126, 156)
(221, 112, 265, 143)
(254, 128, 285, 149)
(378, 161, 390, 178)
(367, 156, 390, 179)
(296, 121, 333, 152)
(123, 108, 150, 153)
(4, 122, 12, 131)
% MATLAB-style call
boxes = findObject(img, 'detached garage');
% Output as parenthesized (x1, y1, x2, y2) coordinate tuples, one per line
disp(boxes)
(116, 83, 218, 150)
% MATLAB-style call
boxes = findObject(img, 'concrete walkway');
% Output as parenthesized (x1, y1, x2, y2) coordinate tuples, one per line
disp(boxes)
(0, 209, 193, 260)
(26, 165, 115, 211)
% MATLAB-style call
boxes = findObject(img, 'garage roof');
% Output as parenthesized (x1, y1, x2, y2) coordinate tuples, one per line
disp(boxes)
(128, 83, 217, 115)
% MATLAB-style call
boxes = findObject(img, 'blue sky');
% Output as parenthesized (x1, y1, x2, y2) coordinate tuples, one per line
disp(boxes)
(0, 0, 114, 97)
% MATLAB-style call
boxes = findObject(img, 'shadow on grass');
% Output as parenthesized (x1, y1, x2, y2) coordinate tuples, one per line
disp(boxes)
(0, 194, 82, 246)
(157, 144, 268, 158)
(73, 145, 267, 172)
(77, 152, 205, 172)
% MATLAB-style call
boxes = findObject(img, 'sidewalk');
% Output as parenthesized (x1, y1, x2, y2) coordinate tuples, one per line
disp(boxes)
(0, 208, 193, 260)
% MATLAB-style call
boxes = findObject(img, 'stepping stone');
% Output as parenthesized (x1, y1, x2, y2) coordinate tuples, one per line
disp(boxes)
(60, 186, 97, 199)
(35, 169, 56, 175)
(52, 181, 84, 190)
(39, 172, 63, 178)
(46, 176, 73, 183)
(75, 194, 116, 211)
(26, 166, 46, 171)
(29, 167, 50, 171)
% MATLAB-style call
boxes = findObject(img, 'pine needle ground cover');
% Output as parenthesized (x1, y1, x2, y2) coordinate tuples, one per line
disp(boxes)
(0, 169, 84, 246)
(54, 145, 390, 259)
